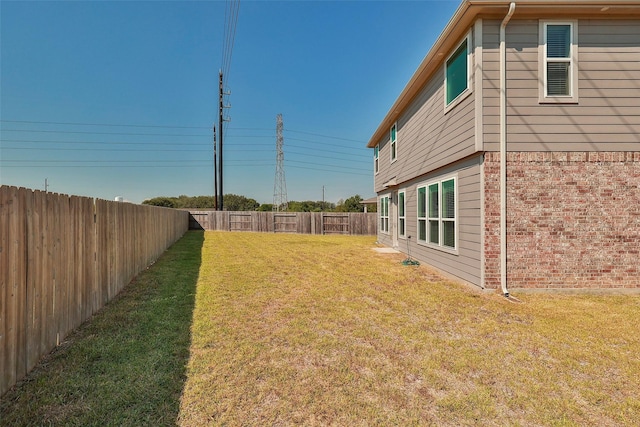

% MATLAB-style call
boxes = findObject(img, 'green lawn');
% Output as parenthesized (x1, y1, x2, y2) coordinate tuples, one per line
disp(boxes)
(2, 231, 639, 426)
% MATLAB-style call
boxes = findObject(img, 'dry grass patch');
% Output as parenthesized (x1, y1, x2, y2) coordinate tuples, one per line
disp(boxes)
(177, 232, 640, 426)
(3, 231, 637, 426)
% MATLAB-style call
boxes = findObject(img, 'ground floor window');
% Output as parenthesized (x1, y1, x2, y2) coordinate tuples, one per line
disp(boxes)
(418, 186, 426, 241)
(417, 176, 456, 249)
(398, 191, 405, 238)
(380, 195, 389, 233)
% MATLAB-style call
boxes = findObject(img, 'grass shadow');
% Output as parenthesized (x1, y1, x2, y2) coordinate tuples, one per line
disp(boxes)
(0, 230, 205, 426)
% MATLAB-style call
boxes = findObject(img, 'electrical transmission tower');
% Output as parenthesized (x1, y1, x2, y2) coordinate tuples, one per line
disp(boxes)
(273, 113, 288, 212)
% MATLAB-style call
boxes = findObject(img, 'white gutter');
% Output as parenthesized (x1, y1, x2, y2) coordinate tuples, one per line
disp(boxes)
(500, 2, 516, 298)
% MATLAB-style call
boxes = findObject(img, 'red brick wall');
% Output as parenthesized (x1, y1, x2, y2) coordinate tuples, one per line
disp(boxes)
(484, 152, 640, 290)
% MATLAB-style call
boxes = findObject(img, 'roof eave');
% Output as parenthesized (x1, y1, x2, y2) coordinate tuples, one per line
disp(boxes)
(366, 0, 640, 148)
(366, 0, 493, 148)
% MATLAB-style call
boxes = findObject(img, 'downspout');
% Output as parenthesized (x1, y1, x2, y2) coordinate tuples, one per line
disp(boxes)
(500, 2, 516, 298)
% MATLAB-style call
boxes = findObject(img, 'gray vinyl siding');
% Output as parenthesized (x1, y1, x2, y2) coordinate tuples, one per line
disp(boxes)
(395, 155, 483, 287)
(373, 23, 482, 285)
(483, 19, 640, 151)
(374, 44, 478, 194)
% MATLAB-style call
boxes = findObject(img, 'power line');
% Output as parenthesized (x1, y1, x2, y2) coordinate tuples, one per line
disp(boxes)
(0, 155, 367, 174)
(0, 120, 369, 145)
(285, 128, 367, 144)
(0, 138, 265, 146)
(1, 159, 212, 164)
(0, 146, 271, 154)
(3, 144, 369, 161)
(0, 164, 368, 175)
(226, 160, 274, 164)
(0, 119, 210, 130)
(2, 129, 209, 137)
(286, 151, 369, 165)
(0, 139, 369, 159)
(221, 0, 240, 79)
(285, 137, 369, 152)
(286, 165, 371, 177)
(286, 147, 369, 160)
(218, 0, 240, 210)
(0, 124, 367, 146)
(0, 120, 370, 144)
(1, 146, 212, 152)
(285, 159, 370, 172)
(1, 159, 370, 176)
(0, 165, 214, 169)
(227, 127, 272, 131)
(1, 146, 371, 169)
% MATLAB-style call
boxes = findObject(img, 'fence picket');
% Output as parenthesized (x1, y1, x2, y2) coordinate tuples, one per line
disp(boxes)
(14, 188, 28, 382)
(0, 186, 8, 395)
(0, 186, 189, 396)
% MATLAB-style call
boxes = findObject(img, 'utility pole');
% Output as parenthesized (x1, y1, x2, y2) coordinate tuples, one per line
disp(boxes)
(213, 125, 218, 210)
(322, 185, 325, 211)
(44, 178, 49, 193)
(218, 70, 224, 211)
(273, 114, 288, 212)
(218, 70, 231, 211)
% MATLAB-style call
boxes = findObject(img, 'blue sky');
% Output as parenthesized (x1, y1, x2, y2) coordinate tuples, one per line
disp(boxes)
(1, 0, 460, 205)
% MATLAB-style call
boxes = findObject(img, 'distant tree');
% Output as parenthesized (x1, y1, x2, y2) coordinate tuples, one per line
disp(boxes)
(175, 195, 191, 208)
(286, 201, 300, 212)
(183, 196, 215, 209)
(336, 195, 363, 212)
(142, 197, 176, 208)
(287, 201, 307, 212)
(257, 203, 274, 212)
(287, 200, 335, 212)
(223, 194, 260, 211)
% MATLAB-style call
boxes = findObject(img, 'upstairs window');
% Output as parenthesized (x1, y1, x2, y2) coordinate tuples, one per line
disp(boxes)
(540, 21, 578, 103)
(545, 24, 571, 96)
(390, 123, 397, 162)
(374, 144, 379, 174)
(445, 35, 471, 107)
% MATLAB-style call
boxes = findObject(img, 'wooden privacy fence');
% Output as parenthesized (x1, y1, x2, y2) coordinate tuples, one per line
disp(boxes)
(0, 186, 189, 396)
(188, 210, 378, 235)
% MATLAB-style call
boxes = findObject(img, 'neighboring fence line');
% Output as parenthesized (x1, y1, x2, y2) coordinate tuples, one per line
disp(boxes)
(0, 186, 189, 396)
(187, 210, 377, 235)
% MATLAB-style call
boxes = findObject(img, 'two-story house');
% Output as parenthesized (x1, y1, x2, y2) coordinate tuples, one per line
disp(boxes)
(369, 0, 640, 294)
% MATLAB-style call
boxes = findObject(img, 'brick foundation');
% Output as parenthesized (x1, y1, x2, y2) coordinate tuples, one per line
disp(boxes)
(484, 152, 640, 290)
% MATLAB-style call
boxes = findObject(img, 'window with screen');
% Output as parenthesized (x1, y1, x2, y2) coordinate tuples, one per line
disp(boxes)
(540, 21, 578, 103)
(417, 177, 456, 250)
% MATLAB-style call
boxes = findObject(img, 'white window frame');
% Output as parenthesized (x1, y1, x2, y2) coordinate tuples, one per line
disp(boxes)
(417, 175, 458, 253)
(398, 190, 406, 239)
(379, 195, 390, 234)
(444, 32, 472, 112)
(539, 20, 579, 104)
(374, 144, 379, 174)
(427, 182, 440, 246)
(417, 186, 427, 244)
(390, 123, 397, 163)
